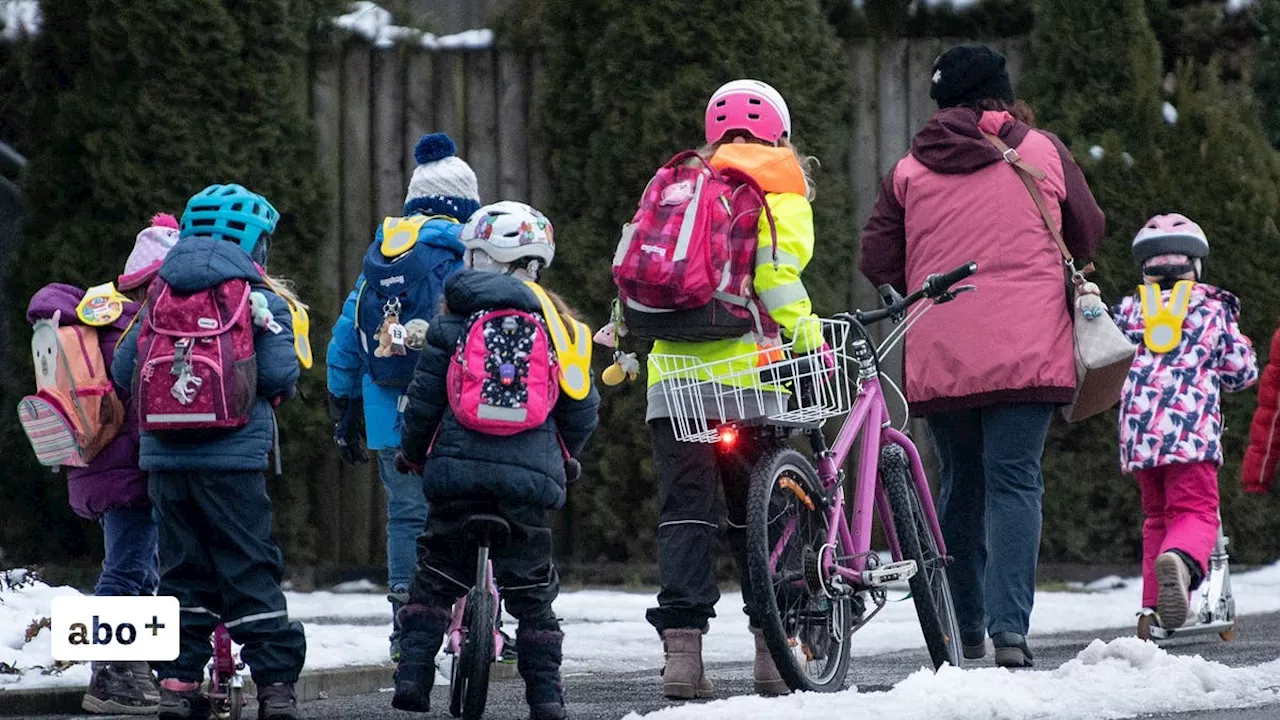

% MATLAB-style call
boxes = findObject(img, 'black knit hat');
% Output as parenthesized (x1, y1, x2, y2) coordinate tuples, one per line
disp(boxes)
(930, 43, 1015, 109)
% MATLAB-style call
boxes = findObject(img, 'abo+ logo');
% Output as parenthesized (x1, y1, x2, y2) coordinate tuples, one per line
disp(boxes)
(52, 596, 180, 662)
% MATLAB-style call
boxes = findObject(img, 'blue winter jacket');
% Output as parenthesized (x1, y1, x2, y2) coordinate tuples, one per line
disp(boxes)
(399, 271, 601, 509)
(326, 218, 466, 450)
(111, 237, 299, 472)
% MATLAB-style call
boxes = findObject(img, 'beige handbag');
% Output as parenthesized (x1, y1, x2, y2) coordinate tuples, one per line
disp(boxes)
(984, 133, 1137, 423)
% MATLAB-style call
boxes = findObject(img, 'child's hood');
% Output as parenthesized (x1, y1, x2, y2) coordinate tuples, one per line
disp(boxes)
(27, 282, 139, 331)
(443, 269, 540, 316)
(158, 236, 264, 293)
(708, 144, 808, 195)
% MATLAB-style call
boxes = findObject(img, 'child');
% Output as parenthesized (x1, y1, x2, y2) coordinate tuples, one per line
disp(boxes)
(325, 132, 478, 660)
(111, 184, 307, 720)
(644, 79, 822, 699)
(24, 214, 178, 715)
(390, 201, 599, 720)
(1112, 213, 1258, 638)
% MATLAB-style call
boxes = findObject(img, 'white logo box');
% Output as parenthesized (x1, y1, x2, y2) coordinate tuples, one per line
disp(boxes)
(51, 596, 180, 662)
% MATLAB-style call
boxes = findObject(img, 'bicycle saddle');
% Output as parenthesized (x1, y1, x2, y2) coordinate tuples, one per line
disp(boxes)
(463, 514, 511, 547)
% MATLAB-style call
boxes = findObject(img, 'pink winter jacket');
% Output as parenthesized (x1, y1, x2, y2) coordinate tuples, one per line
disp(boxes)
(860, 109, 1105, 415)
(1113, 284, 1258, 473)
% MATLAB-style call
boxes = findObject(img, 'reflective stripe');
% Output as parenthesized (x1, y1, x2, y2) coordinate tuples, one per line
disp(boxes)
(223, 610, 288, 629)
(758, 281, 810, 310)
(658, 519, 718, 530)
(756, 247, 800, 271)
(673, 174, 707, 262)
(423, 562, 470, 591)
(182, 606, 221, 618)
(725, 519, 746, 529)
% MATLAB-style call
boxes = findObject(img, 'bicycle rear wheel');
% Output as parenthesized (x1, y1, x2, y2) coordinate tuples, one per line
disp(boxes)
(881, 443, 963, 670)
(449, 587, 495, 720)
(746, 447, 853, 693)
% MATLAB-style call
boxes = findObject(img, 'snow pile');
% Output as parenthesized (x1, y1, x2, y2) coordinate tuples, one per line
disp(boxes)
(0, 0, 39, 41)
(0, 570, 89, 690)
(628, 638, 1280, 720)
(331, 1, 493, 50)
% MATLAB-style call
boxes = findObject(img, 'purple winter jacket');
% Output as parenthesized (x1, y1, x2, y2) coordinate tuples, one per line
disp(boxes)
(26, 283, 148, 520)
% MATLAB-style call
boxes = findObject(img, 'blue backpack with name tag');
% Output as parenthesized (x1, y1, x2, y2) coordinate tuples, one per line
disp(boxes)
(355, 215, 465, 387)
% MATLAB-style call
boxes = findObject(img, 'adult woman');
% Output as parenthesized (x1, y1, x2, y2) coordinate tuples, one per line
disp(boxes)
(859, 43, 1105, 667)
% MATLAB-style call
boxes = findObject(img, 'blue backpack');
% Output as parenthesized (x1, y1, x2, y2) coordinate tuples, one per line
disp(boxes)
(356, 216, 465, 386)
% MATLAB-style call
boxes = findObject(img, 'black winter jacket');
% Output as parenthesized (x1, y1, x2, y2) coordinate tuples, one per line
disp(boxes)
(400, 270, 600, 509)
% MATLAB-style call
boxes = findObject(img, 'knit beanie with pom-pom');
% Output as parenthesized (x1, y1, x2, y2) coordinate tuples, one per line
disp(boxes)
(403, 132, 481, 220)
(118, 213, 180, 291)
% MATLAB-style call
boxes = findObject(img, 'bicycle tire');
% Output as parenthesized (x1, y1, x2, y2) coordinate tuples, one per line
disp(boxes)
(881, 443, 963, 670)
(747, 447, 853, 693)
(228, 684, 242, 720)
(456, 587, 494, 720)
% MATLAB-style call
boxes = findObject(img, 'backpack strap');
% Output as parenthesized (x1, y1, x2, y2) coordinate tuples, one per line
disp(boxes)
(983, 132, 1095, 285)
(524, 281, 593, 401)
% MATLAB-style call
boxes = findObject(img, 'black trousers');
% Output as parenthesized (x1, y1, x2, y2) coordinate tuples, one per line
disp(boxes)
(149, 471, 306, 685)
(409, 497, 559, 631)
(646, 418, 767, 632)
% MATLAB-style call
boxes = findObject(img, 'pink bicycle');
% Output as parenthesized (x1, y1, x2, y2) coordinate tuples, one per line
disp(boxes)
(652, 261, 978, 692)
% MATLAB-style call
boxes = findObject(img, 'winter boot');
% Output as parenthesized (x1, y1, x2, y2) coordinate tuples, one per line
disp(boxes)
(388, 591, 409, 662)
(516, 626, 567, 720)
(1155, 551, 1193, 629)
(257, 682, 302, 720)
(961, 631, 987, 660)
(1137, 608, 1158, 641)
(659, 628, 714, 700)
(81, 662, 157, 715)
(991, 632, 1034, 669)
(501, 627, 519, 664)
(749, 627, 790, 696)
(124, 661, 160, 703)
(392, 603, 450, 712)
(156, 678, 211, 720)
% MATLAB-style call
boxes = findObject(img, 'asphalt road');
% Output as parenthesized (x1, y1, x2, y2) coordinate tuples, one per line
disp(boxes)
(26, 612, 1280, 720)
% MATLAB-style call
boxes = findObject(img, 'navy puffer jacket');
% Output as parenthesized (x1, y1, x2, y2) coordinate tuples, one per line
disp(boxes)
(399, 270, 600, 509)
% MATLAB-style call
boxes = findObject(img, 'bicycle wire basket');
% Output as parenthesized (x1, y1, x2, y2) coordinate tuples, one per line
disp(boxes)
(648, 319, 855, 443)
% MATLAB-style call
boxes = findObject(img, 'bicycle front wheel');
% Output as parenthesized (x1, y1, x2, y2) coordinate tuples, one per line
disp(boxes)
(746, 447, 853, 693)
(881, 443, 963, 670)
(450, 587, 494, 720)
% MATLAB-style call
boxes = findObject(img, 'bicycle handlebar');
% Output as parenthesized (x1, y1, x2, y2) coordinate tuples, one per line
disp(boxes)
(844, 261, 978, 327)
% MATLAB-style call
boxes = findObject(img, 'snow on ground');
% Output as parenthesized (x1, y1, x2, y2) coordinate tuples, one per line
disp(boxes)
(4, 562, 1280, 691)
(0, 0, 39, 40)
(331, 1, 493, 50)
(626, 638, 1280, 720)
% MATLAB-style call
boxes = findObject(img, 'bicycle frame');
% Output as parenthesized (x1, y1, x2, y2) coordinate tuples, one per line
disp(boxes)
(445, 545, 505, 660)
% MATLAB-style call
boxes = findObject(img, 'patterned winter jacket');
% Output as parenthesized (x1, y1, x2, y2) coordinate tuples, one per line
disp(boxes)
(1113, 283, 1258, 473)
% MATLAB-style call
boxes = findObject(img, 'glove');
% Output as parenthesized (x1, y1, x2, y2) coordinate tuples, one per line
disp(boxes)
(394, 451, 424, 476)
(564, 457, 582, 486)
(327, 393, 368, 466)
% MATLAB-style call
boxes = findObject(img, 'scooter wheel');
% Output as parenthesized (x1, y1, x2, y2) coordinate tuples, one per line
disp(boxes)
(1219, 629, 1237, 642)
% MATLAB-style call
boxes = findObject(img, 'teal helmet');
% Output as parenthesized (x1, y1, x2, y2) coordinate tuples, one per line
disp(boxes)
(180, 184, 279, 256)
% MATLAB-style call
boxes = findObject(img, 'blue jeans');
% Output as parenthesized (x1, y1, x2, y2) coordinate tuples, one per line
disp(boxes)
(379, 449, 429, 593)
(926, 403, 1054, 640)
(96, 506, 159, 597)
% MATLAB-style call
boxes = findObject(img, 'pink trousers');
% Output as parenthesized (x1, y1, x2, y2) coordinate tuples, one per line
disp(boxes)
(1136, 461, 1219, 609)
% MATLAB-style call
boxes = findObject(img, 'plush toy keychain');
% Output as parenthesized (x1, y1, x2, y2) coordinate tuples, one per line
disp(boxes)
(595, 299, 639, 386)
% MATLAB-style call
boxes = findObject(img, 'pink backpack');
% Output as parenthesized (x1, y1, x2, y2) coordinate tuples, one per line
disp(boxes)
(133, 278, 257, 433)
(611, 150, 779, 342)
(447, 308, 559, 436)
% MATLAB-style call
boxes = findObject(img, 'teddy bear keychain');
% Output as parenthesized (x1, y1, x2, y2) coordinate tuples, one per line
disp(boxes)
(375, 297, 409, 358)
(594, 299, 640, 386)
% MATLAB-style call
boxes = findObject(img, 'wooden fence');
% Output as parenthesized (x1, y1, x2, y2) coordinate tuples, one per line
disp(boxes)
(306, 35, 1032, 573)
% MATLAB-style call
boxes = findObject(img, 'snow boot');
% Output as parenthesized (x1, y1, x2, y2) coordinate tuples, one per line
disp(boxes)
(156, 679, 211, 720)
(1156, 551, 1193, 629)
(124, 661, 160, 703)
(501, 627, 519, 664)
(257, 682, 301, 720)
(961, 631, 987, 660)
(81, 662, 157, 715)
(517, 626, 567, 720)
(1137, 608, 1158, 641)
(659, 628, 714, 699)
(991, 632, 1034, 668)
(750, 627, 789, 696)
(388, 591, 409, 661)
(392, 603, 449, 712)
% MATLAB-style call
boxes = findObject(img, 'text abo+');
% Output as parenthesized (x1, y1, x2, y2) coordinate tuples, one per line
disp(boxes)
(51, 596, 180, 661)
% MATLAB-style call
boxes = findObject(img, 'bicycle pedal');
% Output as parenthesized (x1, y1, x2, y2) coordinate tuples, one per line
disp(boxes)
(861, 560, 917, 587)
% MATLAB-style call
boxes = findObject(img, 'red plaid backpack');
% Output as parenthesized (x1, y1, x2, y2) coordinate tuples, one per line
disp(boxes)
(611, 150, 779, 342)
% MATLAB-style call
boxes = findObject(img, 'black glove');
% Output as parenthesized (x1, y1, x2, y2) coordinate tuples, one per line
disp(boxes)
(327, 393, 368, 465)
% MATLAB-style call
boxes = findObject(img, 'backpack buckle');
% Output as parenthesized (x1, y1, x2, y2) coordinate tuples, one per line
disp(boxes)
(1002, 147, 1021, 164)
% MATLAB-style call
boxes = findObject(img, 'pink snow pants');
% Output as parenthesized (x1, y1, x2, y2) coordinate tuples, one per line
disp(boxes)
(1135, 461, 1219, 608)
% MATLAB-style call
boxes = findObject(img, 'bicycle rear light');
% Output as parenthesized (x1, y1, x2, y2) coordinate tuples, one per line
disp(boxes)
(718, 426, 738, 447)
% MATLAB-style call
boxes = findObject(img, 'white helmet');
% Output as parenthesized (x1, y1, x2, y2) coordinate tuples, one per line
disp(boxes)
(460, 201, 555, 273)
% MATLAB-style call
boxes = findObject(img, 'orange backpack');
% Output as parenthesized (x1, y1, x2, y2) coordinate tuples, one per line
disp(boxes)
(17, 310, 124, 469)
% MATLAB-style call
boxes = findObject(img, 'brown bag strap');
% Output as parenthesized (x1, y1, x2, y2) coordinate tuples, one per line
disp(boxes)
(982, 132, 1095, 281)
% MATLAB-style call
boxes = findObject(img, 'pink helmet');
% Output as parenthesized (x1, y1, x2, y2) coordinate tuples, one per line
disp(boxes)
(704, 79, 792, 146)
(1132, 213, 1209, 266)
